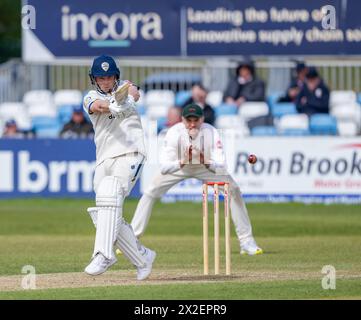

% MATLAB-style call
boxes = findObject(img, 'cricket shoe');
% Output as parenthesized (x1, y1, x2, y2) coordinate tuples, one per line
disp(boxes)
(240, 238, 263, 256)
(137, 248, 156, 281)
(84, 252, 117, 276)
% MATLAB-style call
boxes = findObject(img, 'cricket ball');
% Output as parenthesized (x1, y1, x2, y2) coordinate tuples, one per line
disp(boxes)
(248, 154, 257, 164)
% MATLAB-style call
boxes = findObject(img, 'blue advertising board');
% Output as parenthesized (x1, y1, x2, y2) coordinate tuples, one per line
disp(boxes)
(23, 0, 361, 61)
(0, 139, 140, 199)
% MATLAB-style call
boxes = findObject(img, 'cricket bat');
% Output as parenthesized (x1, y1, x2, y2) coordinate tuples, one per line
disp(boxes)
(114, 82, 130, 105)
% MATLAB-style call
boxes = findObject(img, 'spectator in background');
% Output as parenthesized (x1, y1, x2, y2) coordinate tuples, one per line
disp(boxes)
(59, 105, 94, 138)
(180, 84, 215, 125)
(2, 119, 21, 138)
(2, 119, 29, 138)
(166, 106, 182, 128)
(223, 61, 265, 107)
(295, 67, 330, 116)
(166, 84, 215, 128)
(279, 62, 308, 103)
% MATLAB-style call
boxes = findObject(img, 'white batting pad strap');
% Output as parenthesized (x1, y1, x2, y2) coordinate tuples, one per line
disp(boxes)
(96, 176, 124, 207)
(116, 218, 146, 268)
(93, 206, 119, 260)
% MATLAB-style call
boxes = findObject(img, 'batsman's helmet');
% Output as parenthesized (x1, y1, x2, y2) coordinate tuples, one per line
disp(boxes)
(89, 55, 120, 93)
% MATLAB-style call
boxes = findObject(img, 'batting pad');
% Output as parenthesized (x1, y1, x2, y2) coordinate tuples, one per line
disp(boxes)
(87, 206, 146, 267)
(93, 176, 124, 260)
(116, 219, 146, 268)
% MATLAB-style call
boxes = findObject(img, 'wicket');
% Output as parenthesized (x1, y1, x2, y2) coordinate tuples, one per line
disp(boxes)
(202, 182, 231, 276)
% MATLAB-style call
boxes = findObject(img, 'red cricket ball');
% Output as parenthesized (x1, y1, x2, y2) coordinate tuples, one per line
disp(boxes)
(248, 154, 257, 164)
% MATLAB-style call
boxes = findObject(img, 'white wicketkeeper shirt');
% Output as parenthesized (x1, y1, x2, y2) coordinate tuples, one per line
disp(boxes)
(83, 89, 146, 166)
(160, 122, 226, 174)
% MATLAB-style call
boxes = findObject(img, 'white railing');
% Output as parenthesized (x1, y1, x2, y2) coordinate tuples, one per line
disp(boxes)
(1, 58, 361, 103)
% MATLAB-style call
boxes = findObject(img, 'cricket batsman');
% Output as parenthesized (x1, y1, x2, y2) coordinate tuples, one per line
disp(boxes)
(83, 55, 156, 280)
(131, 103, 263, 255)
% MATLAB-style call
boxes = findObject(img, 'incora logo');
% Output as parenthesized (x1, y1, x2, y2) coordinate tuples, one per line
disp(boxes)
(61, 6, 164, 41)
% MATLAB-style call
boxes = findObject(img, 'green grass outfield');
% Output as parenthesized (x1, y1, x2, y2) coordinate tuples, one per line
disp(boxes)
(0, 198, 360, 299)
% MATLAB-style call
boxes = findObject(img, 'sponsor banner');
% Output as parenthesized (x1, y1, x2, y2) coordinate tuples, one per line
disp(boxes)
(23, 0, 181, 61)
(141, 135, 361, 203)
(1, 137, 360, 203)
(23, 0, 361, 61)
(0, 139, 140, 198)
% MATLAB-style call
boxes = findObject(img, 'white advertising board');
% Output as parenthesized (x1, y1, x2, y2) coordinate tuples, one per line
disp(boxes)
(141, 134, 361, 203)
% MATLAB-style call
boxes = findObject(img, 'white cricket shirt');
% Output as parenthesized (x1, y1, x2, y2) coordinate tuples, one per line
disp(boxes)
(83, 89, 146, 166)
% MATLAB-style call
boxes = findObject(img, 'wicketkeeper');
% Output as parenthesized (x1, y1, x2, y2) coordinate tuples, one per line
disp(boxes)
(83, 55, 156, 279)
(131, 103, 263, 255)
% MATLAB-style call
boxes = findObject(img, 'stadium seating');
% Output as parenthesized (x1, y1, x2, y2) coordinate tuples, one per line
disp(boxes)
(175, 90, 191, 107)
(144, 90, 175, 107)
(147, 105, 170, 119)
(215, 115, 241, 129)
(239, 102, 269, 121)
(309, 114, 338, 135)
(337, 120, 359, 136)
(0, 102, 32, 130)
(206, 90, 223, 108)
(31, 116, 62, 138)
(1, 88, 361, 138)
(271, 102, 297, 118)
(331, 103, 360, 121)
(23, 90, 53, 106)
(277, 114, 309, 133)
(28, 102, 57, 117)
(330, 90, 357, 107)
(54, 90, 83, 107)
(214, 103, 238, 117)
(145, 90, 175, 119)
(280, 128, 310, 136)
(266, 92, 283, 109)
(251, 126, 278, 136)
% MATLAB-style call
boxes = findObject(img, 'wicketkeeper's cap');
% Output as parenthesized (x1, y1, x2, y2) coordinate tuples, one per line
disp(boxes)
(182, 103, 204, 119)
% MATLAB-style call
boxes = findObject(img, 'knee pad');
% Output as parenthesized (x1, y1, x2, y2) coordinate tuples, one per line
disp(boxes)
(96, 176, 126, 208)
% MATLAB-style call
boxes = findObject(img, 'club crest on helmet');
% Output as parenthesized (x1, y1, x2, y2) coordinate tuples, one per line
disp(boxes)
(101, 62, 109, 71)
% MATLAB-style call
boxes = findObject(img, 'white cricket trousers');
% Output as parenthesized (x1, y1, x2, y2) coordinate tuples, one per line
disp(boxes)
(131, 165, 253, 245)
(94, 152, 145, 196)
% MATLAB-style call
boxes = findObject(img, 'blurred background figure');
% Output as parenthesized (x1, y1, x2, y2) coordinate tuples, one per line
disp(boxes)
(180, 84, 215, 125)
(2, 119, 23, 138)
(166, 106, 182, 128)
(1, 119, 34, 138)
(279, 62, 308, 103)
(223, 60, 266, 107)
(296, 67, 330, 117)
(59, 105, 94, 139)
(166, 83, 216, 128)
